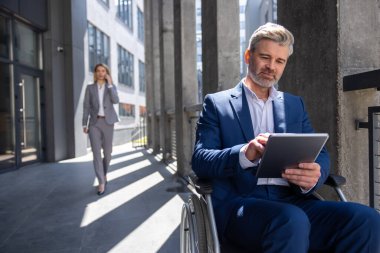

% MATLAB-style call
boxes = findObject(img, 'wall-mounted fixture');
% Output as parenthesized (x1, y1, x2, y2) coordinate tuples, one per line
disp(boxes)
(57, 46, 64, 52)
(343, 69, 380, 91)
(344, 69, 380, 209)
(355, 120, 369, 130)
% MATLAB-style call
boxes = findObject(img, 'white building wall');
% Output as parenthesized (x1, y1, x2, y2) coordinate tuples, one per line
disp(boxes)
(86, 0, 146, 129)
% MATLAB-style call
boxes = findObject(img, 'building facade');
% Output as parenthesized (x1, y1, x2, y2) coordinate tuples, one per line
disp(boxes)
(0, 0, 145, 172)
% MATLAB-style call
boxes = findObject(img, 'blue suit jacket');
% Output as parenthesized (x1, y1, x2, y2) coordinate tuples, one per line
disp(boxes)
(192, 81, 330, 237)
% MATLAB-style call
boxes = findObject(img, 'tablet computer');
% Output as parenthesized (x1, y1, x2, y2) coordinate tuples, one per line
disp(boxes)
(255, 133, 329, 178)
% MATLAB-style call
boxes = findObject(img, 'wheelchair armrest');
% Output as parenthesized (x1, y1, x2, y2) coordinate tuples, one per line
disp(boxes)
(324, 174, 346, 188)
(188, 171, 213, 195)
(188, 172, 346, 197)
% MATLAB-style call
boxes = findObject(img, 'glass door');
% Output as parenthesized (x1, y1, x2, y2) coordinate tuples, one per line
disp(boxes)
(0, 63, 15, 169)
(15, 68, 42, 166)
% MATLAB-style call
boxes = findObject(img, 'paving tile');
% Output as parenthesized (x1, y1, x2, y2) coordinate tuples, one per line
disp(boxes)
(0, 144, 190, 253)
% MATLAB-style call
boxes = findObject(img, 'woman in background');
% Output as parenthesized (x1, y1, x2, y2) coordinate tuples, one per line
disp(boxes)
(82, 63, 119, 195)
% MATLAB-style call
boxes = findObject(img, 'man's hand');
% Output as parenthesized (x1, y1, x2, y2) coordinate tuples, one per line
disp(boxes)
(244, 133, 270, 161)
(282, 162, 321, 191)
(83, 127, 89, 134)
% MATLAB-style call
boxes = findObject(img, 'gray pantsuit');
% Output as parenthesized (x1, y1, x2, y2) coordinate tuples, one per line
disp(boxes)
(82, 83, 119, 185)
(89, 118, 114, 184)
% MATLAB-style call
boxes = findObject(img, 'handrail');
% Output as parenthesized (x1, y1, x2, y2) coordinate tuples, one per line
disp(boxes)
(184, 103, 202, 113)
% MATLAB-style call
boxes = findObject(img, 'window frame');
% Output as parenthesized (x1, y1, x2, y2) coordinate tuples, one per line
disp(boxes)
(87, 23, 110, 72)
(116, 0, 133, 31)
(117, 45, 134, 88)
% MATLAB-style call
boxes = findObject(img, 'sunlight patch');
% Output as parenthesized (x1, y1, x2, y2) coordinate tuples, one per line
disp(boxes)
(92, 159, 152, 186)
(81, 171, 164, 227)
(109, 151, 144, 165)
(108, 195, 184, 253)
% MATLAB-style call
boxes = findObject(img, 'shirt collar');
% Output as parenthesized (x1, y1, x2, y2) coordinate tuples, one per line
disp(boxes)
(242, 78, 278, 102)
(97, 83, 104, 90)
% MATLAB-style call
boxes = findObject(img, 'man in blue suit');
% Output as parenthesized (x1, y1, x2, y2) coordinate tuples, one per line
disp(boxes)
(192, 23, 380, 253)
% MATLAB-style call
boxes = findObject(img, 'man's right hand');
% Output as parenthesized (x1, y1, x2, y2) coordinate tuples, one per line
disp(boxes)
(83, 127, 89, 134)
(244, 133, 270, 161)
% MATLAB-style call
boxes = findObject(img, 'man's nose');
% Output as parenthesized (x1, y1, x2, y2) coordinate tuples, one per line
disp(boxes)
(265, 60, 275, 71)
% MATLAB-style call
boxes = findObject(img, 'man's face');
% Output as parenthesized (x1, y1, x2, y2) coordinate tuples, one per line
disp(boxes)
(246, 39, 289, 88)
(95, 66, 107, 81)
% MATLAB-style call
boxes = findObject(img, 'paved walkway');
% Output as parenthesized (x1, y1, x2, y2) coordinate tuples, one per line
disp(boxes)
(0, 143, 190, 253)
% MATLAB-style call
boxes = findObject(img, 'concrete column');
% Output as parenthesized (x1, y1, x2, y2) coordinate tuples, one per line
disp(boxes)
(201, 0, 240, 96)
(144, 0, 157, 151)
(151, 0, 162, 154)
(66, 0, 88, 158)
(173, 0, 198, 176)
(144, 0, 160, 153)
(160, 0, 175, 161)
(278, 0, 380, 204)
(45, 0, 87, 159)
(43, 0, 68, 161)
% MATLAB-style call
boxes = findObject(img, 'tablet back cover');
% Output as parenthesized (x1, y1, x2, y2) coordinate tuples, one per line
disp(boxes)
(256, 133, 329, 178)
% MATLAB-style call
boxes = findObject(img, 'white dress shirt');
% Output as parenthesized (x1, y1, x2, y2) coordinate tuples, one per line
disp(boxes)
(239, 79, 289, 187)
(97, 83, 105, 116)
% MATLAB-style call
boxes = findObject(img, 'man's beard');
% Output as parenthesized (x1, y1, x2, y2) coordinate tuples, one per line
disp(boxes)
(248, 70, 277, 88)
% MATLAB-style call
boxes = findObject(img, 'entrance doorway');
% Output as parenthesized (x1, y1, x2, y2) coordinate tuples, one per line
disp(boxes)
(0, 15, 44, 171)
(0, 65, 43, 170)
(15, 68, 42, 165)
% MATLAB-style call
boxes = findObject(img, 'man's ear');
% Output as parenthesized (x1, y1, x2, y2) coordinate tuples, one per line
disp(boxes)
(244, 49, 251, 64)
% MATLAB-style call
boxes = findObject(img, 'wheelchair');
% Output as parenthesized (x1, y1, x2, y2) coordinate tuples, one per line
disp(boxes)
(180, 172, 347, 253)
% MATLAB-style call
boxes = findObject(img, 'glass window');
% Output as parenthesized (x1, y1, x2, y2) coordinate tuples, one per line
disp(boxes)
(137, 8, 144, 42)
(119, 103, 135, 126)
(99, 0, 109, 7)
(116, 0, 133, 30)
(139, 106, 146, 116)
(118, 45, 134, 88)
(0, 63, 15, 169)
(88, 24, 96, 70)
(138, 60, 145, 93)
(87, 23, 110, 71)
(14, 22, 39, 68)
(0, 15, 10, 59)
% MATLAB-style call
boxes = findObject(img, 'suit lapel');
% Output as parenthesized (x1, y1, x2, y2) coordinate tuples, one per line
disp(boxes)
(92, 84, 100, 109)
(102, 85, 107, 104)
(229, 82, 254, 142)
(273, 91, 286, 133)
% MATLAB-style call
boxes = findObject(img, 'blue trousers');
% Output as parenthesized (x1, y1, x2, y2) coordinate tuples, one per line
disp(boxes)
(224, 185, 380, 253)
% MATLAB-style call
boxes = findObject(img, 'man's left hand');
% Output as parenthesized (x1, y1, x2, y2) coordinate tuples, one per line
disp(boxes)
(281, 162, 321, 191)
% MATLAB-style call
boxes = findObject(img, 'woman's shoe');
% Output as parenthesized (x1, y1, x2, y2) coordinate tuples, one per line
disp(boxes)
(97, 184, 105, 195)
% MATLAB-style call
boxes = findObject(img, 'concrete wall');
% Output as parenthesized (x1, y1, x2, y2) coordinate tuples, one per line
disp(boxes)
(43, 0, 70, 161)
(277, 0, 338, 168)
(337, 0, 380, 203)
(43, 0, 88, 160)
(278, 0, 380, 204)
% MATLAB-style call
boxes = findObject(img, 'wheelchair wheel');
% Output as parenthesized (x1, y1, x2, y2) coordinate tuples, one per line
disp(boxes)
(199, 196, 215, 253)
(180, 194, 208, 253)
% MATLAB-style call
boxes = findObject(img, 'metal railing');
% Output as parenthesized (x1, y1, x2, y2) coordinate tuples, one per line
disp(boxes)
(131, 115, 147, 148)
(184, 104, 202, 156)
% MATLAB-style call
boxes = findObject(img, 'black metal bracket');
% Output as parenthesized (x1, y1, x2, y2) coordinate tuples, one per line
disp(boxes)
(355, 119, 369, 130)
(343, 69, 380, 91)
